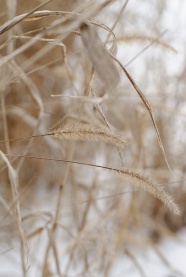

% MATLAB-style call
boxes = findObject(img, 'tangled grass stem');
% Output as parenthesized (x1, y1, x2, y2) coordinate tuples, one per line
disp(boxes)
(4, 153, 180, 215)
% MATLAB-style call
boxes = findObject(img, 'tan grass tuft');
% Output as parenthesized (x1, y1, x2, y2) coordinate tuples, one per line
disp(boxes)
(49, 122, 127, 149)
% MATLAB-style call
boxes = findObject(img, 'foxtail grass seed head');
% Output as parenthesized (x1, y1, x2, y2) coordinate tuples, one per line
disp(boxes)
(49, 122, 127, 149)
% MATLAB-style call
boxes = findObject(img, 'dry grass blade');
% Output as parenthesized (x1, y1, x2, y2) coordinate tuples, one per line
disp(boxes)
(89, 73, 124, 166)
(124, 249, 147, 277)
(28, 227, 44, 240)
(110, 53, 175, 181)
(51, 94, 105, 103)
(0, 0, 53, 35)
(4, 153, 181, 215)
(0, 1, 113, 68)
(80, 23, 120, 91)
(50, 122, 127, 149)
(0, 10, 72, 35)
(116, 33, 177, 53)
(0, 151, 29, 274)
(0, 248, 13, 256)
(106, 0, 129, 43)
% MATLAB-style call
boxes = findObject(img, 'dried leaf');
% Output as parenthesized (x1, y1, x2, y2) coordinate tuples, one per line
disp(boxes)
(80, 23, 120, 92)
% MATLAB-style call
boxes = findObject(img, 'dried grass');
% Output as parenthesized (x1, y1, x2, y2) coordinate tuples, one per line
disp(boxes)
(80, 22, 120, 91)
(50, 122, 127, 149)
(0, 0, 185, 276)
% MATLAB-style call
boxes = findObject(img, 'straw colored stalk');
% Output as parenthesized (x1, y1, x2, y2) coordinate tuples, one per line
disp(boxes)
(2, 152, 180, 215)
